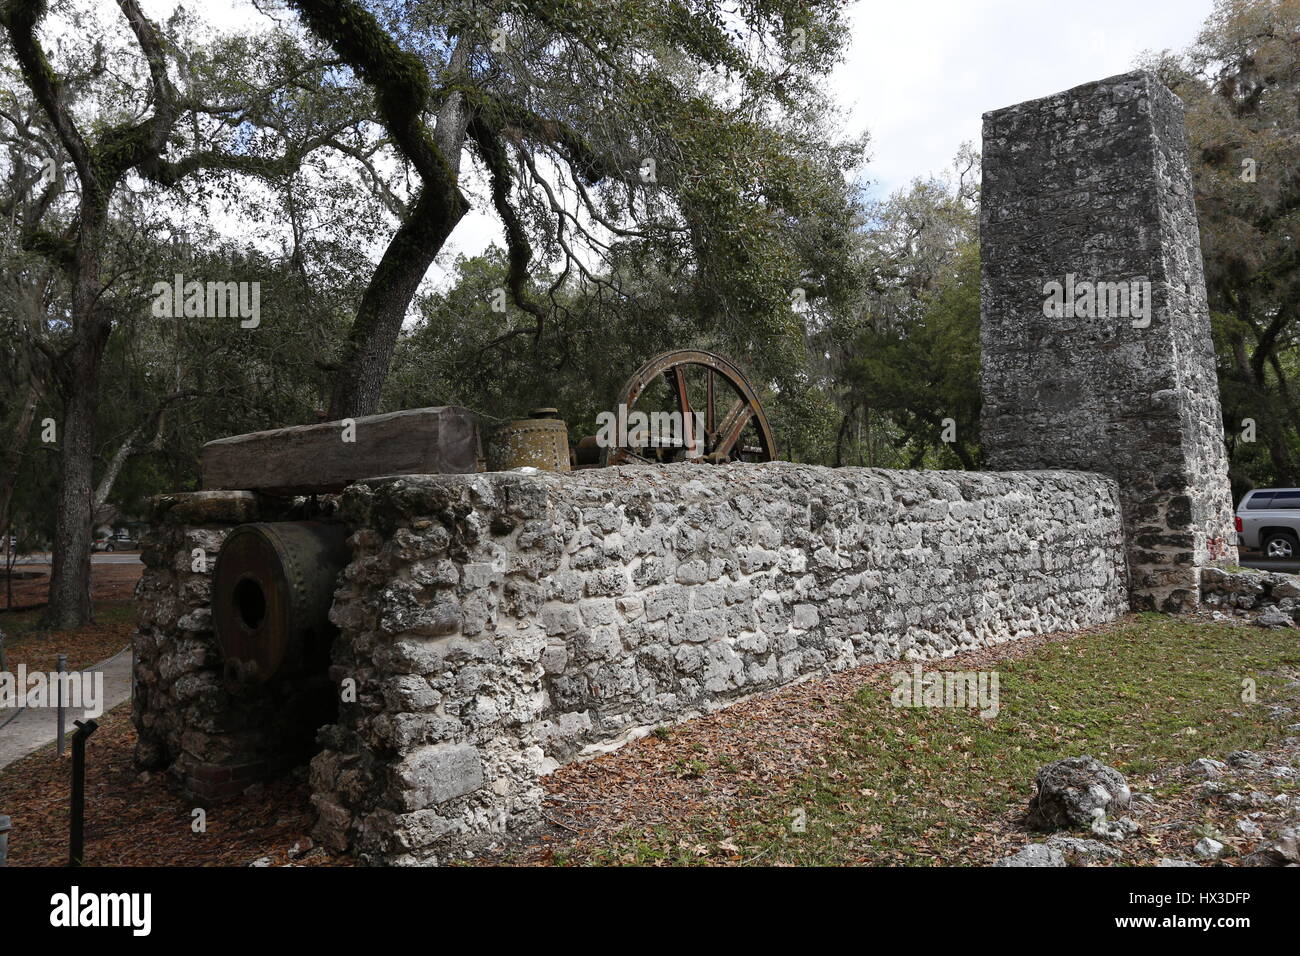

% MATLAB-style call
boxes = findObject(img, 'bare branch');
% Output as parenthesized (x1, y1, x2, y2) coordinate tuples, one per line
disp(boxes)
(0, 0, 96, 188)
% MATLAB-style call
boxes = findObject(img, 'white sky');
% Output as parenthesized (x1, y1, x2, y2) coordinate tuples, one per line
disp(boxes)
(135, 0, 1217, 275)
(839, 0, 1215, 200)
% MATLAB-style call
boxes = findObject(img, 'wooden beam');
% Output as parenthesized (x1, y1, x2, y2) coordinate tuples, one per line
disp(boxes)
(200, 406, 482, 495)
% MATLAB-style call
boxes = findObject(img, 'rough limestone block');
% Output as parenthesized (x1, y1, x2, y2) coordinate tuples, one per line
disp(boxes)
(980, 71, 1237, 611)
(397, 744, 486, 810)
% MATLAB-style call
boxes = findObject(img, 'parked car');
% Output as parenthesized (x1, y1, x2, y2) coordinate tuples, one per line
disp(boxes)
(1235, 488, 1300, 559)
(96, 533, 140, 552)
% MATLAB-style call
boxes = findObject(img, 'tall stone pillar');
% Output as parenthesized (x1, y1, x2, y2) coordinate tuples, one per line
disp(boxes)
(979, 71, 1237, 612)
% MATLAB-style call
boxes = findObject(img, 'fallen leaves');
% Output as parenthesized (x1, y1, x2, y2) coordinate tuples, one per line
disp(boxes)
(0, 702, 350, 867)
(484, 615, 1300, 867)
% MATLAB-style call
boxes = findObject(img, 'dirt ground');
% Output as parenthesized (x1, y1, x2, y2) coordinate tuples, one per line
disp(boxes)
(0, 700, 342, 867)
(0, 555, 347, 867)
(486, 628, 1102, 865)
(494, 623, 1300, 867)
(1, 557, 142, 611)
(0, 559, 143, 672)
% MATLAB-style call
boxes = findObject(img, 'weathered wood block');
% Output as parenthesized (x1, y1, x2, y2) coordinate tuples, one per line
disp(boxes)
(200, 407, 482, 495)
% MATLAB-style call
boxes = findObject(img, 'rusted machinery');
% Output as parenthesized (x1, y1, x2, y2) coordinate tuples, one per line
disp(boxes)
(211, 522, 351, 683)
(575, 349, 777, 467)
(207, 349, 774, 683)
(487, 408, 572, 472)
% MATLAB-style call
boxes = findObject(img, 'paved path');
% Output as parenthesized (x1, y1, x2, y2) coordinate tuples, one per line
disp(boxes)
(9, 553, 141, 566)
(0, 647, 132, 769)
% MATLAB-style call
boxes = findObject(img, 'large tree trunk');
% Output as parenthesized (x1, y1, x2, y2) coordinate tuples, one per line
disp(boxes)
(327, 186, 467, 417)
(41, 192, 110, 629)
(6, 0, 185, 629)
(297, 9, 474, 420)
(42, 332, 107, 628)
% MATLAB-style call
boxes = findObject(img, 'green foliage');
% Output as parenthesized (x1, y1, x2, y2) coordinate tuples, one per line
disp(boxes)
(831, 157, 982, 470)
(0, 0, 377, 535)
(384, 250, 701, 436)
(343, 0, 868, 393)
(1141, 0, 1300, 495)
(101, 240, 353, 503)
(384, 248, 846, 465)
(17, 0, 1296, 529)
(847, 241, 981, 469)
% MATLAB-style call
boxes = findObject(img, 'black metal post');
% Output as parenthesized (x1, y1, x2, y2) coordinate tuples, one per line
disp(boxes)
(56, 652, 67, 756)
(68, 718, 98, 866)
(0, 814, 10, 867)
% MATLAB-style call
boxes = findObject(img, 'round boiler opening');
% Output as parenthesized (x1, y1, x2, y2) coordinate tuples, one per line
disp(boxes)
(233, 577, 267, 631)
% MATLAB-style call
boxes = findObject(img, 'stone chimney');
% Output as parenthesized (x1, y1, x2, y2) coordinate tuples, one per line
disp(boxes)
(980, 71, 1236, 611)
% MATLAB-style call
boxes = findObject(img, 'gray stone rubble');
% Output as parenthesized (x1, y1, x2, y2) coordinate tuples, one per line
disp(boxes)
(1026, 756, 1132, 830)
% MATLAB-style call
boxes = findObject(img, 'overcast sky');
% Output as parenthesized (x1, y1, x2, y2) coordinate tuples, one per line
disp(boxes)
(839, 0, 1215, 200)
(137, 0, 1218, 274)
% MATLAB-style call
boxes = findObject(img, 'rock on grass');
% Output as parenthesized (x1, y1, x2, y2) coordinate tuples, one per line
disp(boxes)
(1026, 756, 1131, 830)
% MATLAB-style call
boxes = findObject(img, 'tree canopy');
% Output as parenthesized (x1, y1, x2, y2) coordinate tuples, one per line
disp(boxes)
(3, 0, 1296, 626)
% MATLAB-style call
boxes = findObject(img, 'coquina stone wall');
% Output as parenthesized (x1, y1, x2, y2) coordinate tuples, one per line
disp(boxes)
(306, 463, 1128, 864)
(980, 71, 1237, 612)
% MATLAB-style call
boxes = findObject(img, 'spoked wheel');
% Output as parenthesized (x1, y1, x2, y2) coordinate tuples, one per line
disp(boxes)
(606, 349, 777, 465)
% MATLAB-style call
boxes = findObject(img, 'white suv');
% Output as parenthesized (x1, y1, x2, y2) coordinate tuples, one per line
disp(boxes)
(1236, 488, 1300, 559)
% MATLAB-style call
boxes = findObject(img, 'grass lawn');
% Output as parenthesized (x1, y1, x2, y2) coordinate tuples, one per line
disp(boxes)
(540, 615, 1300, 866)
